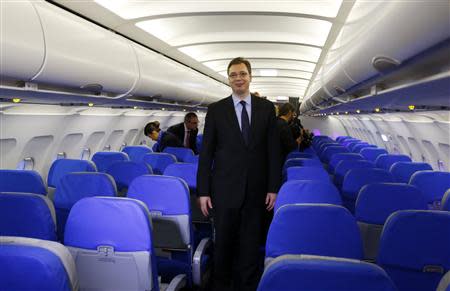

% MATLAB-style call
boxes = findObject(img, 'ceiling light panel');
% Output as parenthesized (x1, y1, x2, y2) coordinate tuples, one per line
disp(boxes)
(136, 15, 332, 47)
(203, 59, 316, 73)
(179, 43, 322, 63)
(95, 0, 343, 20)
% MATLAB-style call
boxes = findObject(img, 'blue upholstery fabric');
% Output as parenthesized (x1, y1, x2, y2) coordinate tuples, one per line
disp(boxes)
(342, 139, 360, 147)
(0, 192, 56, 241)
(336, 136, 352, 142)
(64, 197, 153, 252)
(286, 151, 317, 161)
(163, 147, 195, 162)
(283, 158, 322, 172)
(354, 144, 377, 153)
(266, 204, 363, 260)
(375, 154, 412, 170)
(91, 151, 129, 172)
(121, 146, 152, 162)
(355, 183, 427, 224)
(409, 171, 450, 204)
(342, 168, 394, 200)
(163, 163, 198, 193)
(360, 148, 388, 162)
(286, 166, 331, 183)
(105, 161, 152, 192)
(257, 255, 396, 291)
(378, 210, 450, 291)
(301, 147, 316, 154)
(317, 143, 340, 157)
(349, 142, 368, 152)
(321, 146, 349, 163)
(345, 141, 362, 151)
(333, 160, 375, 187)
(274, 181, 341, 212)
(0, 244, 72, 291)
(442, 189, 450, 211)
(53, 172, 117, 241)
(0, 170, 46, 195)
(328, 153, 364, 174)
(47, 159, 97, 188)
(128, 175, 190, 216)
(185, 155, 199, 164)
(390, 162, 433, 183)
(142, 152, 177, 175)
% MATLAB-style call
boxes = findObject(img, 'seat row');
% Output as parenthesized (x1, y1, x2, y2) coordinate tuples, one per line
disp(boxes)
(259, 203, 450, 291)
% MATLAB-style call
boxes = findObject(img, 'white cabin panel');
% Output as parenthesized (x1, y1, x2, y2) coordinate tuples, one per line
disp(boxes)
(0, 0, 45, 80)
(31, 1, 139, 94)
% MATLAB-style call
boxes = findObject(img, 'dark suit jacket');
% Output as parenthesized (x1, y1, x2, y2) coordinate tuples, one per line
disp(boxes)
(277, 117, 298, 162)
(167, 122, 198, 154)
(158, 131, 182, 152)
(197, 95, 281, 209)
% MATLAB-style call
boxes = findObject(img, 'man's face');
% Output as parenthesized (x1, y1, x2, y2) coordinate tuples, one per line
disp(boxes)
(186, 117, 199, 130)
(228, 63, 251, 96)
(148, 131, 158, 141)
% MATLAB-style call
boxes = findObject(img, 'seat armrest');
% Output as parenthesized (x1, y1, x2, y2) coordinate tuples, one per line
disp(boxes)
(162, 274, 187, 291)
(192, 237, 212, 285)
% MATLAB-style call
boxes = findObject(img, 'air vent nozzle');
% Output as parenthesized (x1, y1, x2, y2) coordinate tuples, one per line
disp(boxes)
(372, 56, 401, 73)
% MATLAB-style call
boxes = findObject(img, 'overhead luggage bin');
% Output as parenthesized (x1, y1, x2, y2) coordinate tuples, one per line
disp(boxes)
(0, 1, 45, 80)
(31, 1, 139, 95)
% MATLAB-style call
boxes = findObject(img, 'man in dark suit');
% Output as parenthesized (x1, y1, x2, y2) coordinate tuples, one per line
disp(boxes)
(167, 112, 199, 154)
(197, 57, 281, 291)
(144, 121, 182, 152)
(277, 102, 299, 162)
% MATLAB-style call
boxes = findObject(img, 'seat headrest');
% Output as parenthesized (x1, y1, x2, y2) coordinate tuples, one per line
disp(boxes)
(0, 170, 46, 195)
(91, 151, 129, 172)
(342, 168, 394, 199)
(47, 159, 97, 188)
(409, 171, 450, 203)
(163, 162, 198, 189)
(121, 146, 152, 162)
(389, 162, 432, 183)
(375, 154, 411, 170)
(64, 197, 153, 252)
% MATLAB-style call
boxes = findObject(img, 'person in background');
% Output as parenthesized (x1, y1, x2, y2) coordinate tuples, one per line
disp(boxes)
(197, 57, 281, 291)
(144, 121, 182, 152)
(167, 112, 199, 154)
(277, 103, 299, 162)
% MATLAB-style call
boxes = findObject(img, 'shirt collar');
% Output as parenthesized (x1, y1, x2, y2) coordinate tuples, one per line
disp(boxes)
(232, 93, 251, 108)
(184, 123, 189, 132)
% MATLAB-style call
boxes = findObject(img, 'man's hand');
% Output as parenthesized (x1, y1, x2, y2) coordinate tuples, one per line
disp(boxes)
(265, 193, 277, 211)
(198, 196, 213, 217)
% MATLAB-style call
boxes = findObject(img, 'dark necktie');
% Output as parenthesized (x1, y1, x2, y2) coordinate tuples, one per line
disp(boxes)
(240, 100, 250, 145)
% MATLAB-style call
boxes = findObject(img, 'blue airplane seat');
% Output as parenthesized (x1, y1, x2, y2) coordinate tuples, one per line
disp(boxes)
(266, 204, 363, 265)
(142, 152, 177, 175)
(345, 141, 362, 151)
(360, 148, 388, 162)
(163, 163, 198, 193)
(0, 192, 57, 241)
(0, 236, 78, 291)
(47, 158, 97, 188)
(274, 181, 341, 212)
(91, 151, 129, 172)
(348, 142, 369, 152)
(105, 161, 152, 195)
(121, 145, 152, 162)
(442, 189, 450, 211)
(375, 154, 412, 170)
(328, 153, 364, 174)
(390, 161, 433, 183)
(342, 168, 394, 213)
(321, 146, 349, 163)
(353, 144, 377, 153)
(341, 138, 360, 147)
(53, 172, 117, 242)
(333, 160, 375, 188)
(409, 171, 450, 207)
(128, 175, 211, 287)
(377, 210, 450, 291)
(317, 142, 340, 157)
(65, 197, 186, 291)
(336, 135, 352, 142)
(0, 169, 47, 195)
(300, 146, 316, 154)
(283, 158, 322, 171)
(286, 166, 331, 183)
(355, 183, 427, 260)
(163, 147, 195, 162)
(286, 151, 317, 161)
(185, 154, 199, 164)
(257, 254, 396, 291)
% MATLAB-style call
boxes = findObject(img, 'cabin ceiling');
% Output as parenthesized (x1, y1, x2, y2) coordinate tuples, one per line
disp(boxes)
(51, 0, 352, 103)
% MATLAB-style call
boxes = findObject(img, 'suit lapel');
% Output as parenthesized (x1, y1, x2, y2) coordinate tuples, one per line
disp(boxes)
(225, 96, 246, 146)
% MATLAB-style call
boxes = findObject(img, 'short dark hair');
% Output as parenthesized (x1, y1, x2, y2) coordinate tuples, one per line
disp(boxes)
(227, 57, 252, 76)
(278, 103, 295, 117)
(144, 121, 160, 136)
(184, 112, 198, 123)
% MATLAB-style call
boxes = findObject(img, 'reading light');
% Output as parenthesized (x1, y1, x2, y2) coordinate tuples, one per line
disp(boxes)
(345, 111, 348, 115)
(408, 105, 415, 111)
(161, 108, 166, 111)
(12, 98, 21, 103)
(356, 109, 361, 114)
(133, 106, 138, 109)
(88, 103, 94, 107)
(375, 108, 380, 113)
(336, 112, 340, 115)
